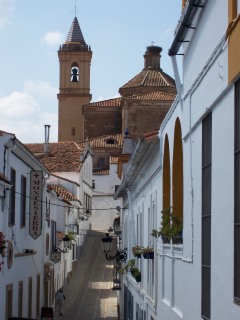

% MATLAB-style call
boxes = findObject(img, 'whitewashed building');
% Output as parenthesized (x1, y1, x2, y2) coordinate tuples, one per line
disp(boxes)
(115, 0, 240, 319)
(0, 130, 50, 319)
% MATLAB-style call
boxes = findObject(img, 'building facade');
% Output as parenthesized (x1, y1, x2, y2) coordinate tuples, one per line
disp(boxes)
(114, 0, 240, 319)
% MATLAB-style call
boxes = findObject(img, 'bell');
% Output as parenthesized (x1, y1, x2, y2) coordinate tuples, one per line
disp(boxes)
(71, 68, 79, 82)
(72, 75, 78, 82)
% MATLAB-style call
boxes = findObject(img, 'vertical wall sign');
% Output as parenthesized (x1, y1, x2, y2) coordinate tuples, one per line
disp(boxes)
(29, 171, 43, 239)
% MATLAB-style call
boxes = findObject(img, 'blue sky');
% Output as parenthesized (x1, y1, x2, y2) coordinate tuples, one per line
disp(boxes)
(0, 0, 181, 143)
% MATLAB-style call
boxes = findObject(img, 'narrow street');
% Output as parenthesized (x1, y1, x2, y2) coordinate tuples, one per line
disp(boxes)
(54, 230, 118, 320)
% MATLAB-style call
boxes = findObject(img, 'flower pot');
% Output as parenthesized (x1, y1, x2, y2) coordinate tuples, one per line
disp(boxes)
(172, 231, 183, 244)
(143, 252, 154, 259)
(161, 236, 170, 244)
(135, 274, 141, 282)
(133, 253, 141, 258)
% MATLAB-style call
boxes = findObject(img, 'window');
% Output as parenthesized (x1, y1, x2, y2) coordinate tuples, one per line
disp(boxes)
(18, 281, 23, 318)
(234, 79, 240, 303)
(51, 221, 56, 252)
(201, 112, 212, 320)
(9, 168, 16, 225)
(28, 277, 32, 319)
(105, 138, 117, 145)
(36, 274, 40, 318)
(6, 284, 13, 319)
(97, 157, 105, 169)
(20, 175, 27, 227)
(71, 127, 76, 136)
(84, 193, 92, 215)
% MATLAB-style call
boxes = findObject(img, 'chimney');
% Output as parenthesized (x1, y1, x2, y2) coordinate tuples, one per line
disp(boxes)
(44, 125, 51, 156)
(144, 45, 162, 70)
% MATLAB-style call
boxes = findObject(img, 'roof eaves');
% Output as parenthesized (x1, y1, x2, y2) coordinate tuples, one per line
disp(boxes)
(169, 0, 207, 56)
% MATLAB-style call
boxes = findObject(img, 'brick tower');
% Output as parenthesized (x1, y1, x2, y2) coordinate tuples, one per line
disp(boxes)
(58, 16, 92, 142)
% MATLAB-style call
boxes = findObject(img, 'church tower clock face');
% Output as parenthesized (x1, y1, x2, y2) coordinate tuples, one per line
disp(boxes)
(58, 16, 92, 142)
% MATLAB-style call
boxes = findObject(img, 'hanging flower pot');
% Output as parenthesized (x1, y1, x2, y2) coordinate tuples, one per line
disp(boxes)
(132, 246, 142, 258)
(135, 274, 141, 282)
(141, 247, 154, 259)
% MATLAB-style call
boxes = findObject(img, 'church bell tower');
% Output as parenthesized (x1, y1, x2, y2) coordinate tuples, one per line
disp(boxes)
(58, 16, 92, 142)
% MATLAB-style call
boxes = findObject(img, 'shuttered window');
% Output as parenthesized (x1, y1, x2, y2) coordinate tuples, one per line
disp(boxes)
(8, 168, 16, 225)
(201, 112, 212, 319)
(234, 79, 240, 303)
(20, 175, 27, 227)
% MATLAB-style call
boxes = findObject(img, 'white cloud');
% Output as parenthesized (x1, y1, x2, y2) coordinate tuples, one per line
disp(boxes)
(0, 0, 14, 30)
(24, 80, 58, 100)
(0, 91, 58, 143)
(97, 93, 120, 101)
(41, 31, 64, 46)
(165, 27, 174, 35)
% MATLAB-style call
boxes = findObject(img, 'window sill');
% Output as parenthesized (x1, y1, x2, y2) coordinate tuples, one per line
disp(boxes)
(15, 251, 37, 257)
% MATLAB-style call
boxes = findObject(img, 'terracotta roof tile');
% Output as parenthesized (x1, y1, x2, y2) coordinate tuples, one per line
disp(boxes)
(144, 129, 159, 142)
(125, 91, 176, 101)
(84, 97, 122, 108)
(120, 69, 175, 89)
(93, 169, 110, 175)
(78, 133, 123, 149)
(25, 142, 82, 173)
(110, 156, 118, 164)
(48, 184, 81, 204)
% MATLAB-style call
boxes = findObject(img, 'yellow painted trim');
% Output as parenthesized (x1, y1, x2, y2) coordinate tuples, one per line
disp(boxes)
(163, 135, 170, 210)
(228, 0, 240, 83)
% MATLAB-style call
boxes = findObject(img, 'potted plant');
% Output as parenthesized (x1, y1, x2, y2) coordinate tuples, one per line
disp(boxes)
(141, 246, 154, 259)
(0, 232, 7, 256)
(132, 245, 142, 258)
(130, 267, 141, 282)
(151, 208, 182, 244)
(0, 232, 7, 272)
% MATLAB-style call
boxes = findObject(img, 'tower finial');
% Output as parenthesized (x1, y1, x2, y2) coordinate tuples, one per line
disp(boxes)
(75, 0, 77, 17)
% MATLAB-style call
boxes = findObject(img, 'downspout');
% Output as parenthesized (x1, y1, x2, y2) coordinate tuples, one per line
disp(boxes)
(127, 190, 133, 260)
(171, 55, 183, 109)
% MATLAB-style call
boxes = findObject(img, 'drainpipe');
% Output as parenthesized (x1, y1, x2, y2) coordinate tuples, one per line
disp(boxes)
(127, 190, 133, 260)
(171, 55, 183, 109)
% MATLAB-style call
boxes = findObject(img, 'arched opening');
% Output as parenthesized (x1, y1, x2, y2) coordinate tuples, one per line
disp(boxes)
(172, 118, 183, 222)
(71, 63, 79, 82)
(162, 134, 171, 210)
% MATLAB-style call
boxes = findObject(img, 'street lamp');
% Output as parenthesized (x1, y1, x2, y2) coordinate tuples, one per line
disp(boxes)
(54, 234, 71, 253)
(101, 233, 127, 262)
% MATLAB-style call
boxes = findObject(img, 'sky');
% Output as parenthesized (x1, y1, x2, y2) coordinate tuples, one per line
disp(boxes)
(0, 0, 182, 143)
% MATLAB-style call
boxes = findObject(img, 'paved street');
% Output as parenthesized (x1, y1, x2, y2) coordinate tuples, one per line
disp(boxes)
(54, 230, 118, 320)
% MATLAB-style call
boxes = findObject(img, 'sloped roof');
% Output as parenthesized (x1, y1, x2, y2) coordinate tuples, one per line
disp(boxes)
(124, 91, 176, 101)
(84, 97, 122, 108)
(78, 133, 123, 149)
(110, 156, 118, 164)
(25, 142, 82, 173)
(65, 17, 86, 44)
(48, 184, 81, 205)
(0, 172, 11, 185)
(120, 69, 175, 90)
(93, 169, 110, 176)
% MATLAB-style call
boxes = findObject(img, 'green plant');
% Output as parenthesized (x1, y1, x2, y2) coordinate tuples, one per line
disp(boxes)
(141, 246, 154, 255)
(151, 208, 182, 241)
(130, 267, 141, 282)
(132, 245, 142, 257)
(0, 232, 7, 255)
(118, 259, 135, 274)
(0, 232, 7, 272)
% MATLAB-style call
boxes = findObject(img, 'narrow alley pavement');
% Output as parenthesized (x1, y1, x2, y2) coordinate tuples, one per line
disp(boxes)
(54, 230, 119, 320)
